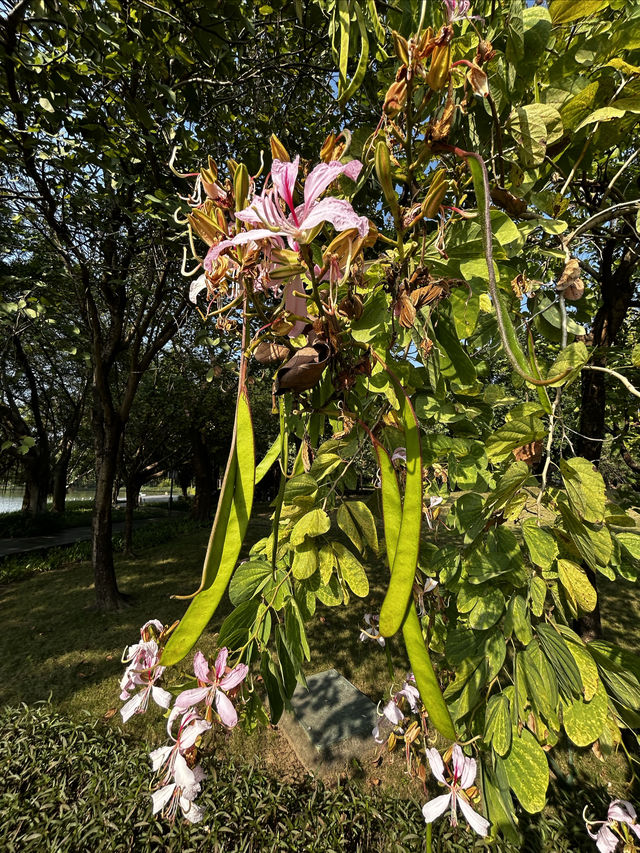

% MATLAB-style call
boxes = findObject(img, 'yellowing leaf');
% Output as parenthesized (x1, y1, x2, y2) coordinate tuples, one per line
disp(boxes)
(558, 559, 597, 613)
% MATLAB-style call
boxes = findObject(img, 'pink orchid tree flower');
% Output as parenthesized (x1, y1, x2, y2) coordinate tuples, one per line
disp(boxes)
(585, 800, 640, 852)
(373, 674, 421, 742)
(443, 0, 480, 23)
(174, 648, 248, 727)
(422, 745, 490, 837)
(359, 612, 386, 647)
(204, 155, 368, 268)
(120, 637, 172, 723)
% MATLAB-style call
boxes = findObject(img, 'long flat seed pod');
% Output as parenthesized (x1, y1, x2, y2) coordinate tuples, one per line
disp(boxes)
(339, 2, 370, 109)
(374, 439, 456, 741)
(376, 363, 423, 638)
(255, 435, 280, 485)
(162, 388, 255, 666)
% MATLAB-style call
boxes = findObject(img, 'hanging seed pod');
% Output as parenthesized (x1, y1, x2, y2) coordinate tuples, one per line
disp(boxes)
(392, 30, 410, 65)
(187, 207, 225, 247)
(383, 79, 408, 117)
(421, 168, 449, 219)
(426, 42, 451, 91)
(375, 140, 399, 219)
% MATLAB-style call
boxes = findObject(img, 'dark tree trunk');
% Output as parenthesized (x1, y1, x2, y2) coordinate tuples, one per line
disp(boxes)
(92, 416, 127, 610)
(21, 447, 50, 514)
(52, 458, 68, 513)
(191, 429, 213, 522)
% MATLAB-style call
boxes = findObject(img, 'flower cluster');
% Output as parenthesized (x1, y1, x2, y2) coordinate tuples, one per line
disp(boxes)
(119, 621, 248, 823)
(359, 612, 386, 647)
(373, 673, 421, 743)
(584, 800, 640, 852)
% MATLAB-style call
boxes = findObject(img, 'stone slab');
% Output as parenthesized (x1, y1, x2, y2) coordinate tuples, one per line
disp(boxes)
(279, 668, 379, 775)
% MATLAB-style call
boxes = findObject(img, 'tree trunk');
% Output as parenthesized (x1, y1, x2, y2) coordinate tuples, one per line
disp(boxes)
(21, 447, 50, 514)
(52, 458, 68, 513)
(191, 429, 213, 522)
(92, 418, 127, 610)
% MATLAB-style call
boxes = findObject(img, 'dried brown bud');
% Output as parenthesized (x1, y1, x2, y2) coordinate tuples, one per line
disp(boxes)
(253, 342, 290, 365)
(466, 62, 489, 97)
(274, 342, 331, 395)
(337, 293, 364, 320)
(475, 39, 496, 66)
(383, 79, 408, 117)
(491, 187, 528, 218)
(556, 258, 585, 300)
(513, 440, 543, 466)
(396, 293, 417, 328)
(320, 133, 337, 163)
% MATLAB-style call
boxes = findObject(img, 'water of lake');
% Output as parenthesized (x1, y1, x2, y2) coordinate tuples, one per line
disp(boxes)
(0, 490, 175, 514)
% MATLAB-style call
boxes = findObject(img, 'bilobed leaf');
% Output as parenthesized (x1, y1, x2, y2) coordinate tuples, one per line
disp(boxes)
(486, 416, 546, 462)
(486, 461, 530, 512)
(523, 519, 559, 569)
(556, 627, 599, 701)
(537, 623, 583, 700)
(283, 473, 318, 505)
(333, 542, 369, 597)
(560, 82, 599, 132)
(261, 652, 284, 724)
(560, 457, 606, 523)
(481, 762, 520, 845)
(217, 599, 260, 649)
(290, 508, 330, 546)
(557, 559, 597, 613)
(512, 596, 533, 646)
(530, 576, 547, 617)
(562, 680, 607, 747)
(550, 0, 608, 24)
(484, 694, 512, 757)
(318, 543, 334, 585)
(291, 540, 318, 580)
(469, 588, 505, 630)
(345, 500, 378, 552)
(229, 560, 272, 605)
(616, 531, 640, 561)
(503, 727, 549, 813)
(559, 502, 612, 571)
(337, 503, 362, 551)
(316, 573, 343, 607)
(575, 106, 626, 132)
(547, 342, 588, 387)
(485, 630, 507, 680)
(434, 313, 477, 387)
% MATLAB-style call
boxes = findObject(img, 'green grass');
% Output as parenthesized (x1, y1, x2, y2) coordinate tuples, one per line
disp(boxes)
(0, 510, 637, 850)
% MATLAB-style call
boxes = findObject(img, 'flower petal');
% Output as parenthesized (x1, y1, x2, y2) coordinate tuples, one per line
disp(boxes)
(173, 752, 198, 789)
(271, 156, 300, 212)
(149, 745, 173, 772)
(596, 825, 621, 853)
(296, 197, 369, 238)
(204, 231, 284, 268)
(426, 748, 447, 784)
(151, 783, 175, 815)
(215, 689, 238, 728)
(382, 700, 404, 726)
(609, 800, 637, 824)
(181, 797, 204, 824)
(193, 651, 211, 683)
(458, 756, 477, 790)
(151, 685, 172, 710)
(214, 647, 229, 680)
(220, 663, 248, 691)
(458, 795, 490, 837)
(303, 159, 362, 209)
(422, 793, 452, 824)
(120, 691, 144, 723)
(179, 717, 212, 751)
(174, 686, 209, 713)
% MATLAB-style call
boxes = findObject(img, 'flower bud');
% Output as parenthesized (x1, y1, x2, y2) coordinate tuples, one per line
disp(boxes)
(233, 163, 250, 211)
(320, 132, 337, 163)
(426, 42, 451, 91)
(374, 139, 399, 219)
(421, 168, 448, 219)
(270, 133, 290, 163)
(188, 208, 225, 247)
(392, 30, 410, 66)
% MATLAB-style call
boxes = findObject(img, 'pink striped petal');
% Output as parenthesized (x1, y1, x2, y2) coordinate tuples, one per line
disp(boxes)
(214, 647, 229, 679)
(151, 685, 172, 710)
(193, 651, 211, 683)
(422, 793, 452, 823)
(149, 745, 172, 772)
(220, 663, 248, 691)
(179, 717, 211, 751)
(215, 689, 238, 728)
(174, 686, 209, 712)
(151, 783, 175, 815)
(271, 156, 300, 212)
(303, 159, 362, 208)
(298, 197, 369, 237)
(120, 691, 143, 723)
(204, 230, 283, 269)
(458, 795, 490, 836)
(426, 748, 447, 784)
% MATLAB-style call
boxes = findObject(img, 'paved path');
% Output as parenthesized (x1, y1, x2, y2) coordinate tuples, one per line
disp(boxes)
(0, 517, 168, 559)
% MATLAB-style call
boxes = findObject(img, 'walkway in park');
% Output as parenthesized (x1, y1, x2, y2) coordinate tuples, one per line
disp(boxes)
(0, 517, 170, 560)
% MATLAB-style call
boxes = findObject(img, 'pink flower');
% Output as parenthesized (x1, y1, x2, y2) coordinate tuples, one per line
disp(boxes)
(422, 745, 490, 837)
(174, 649, 248, 728)
(120, 638, 171, 722)
(204, 156, 368, 267)
(373, 675, 421, 742)
(444, 0, 474, 23)
(359, 613, 385, 647)
(585, 800, 640, 852)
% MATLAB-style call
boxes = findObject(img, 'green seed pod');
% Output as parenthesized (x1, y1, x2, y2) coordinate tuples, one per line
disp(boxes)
(233, 163, 250, 211)
(374, 140, 399, 220)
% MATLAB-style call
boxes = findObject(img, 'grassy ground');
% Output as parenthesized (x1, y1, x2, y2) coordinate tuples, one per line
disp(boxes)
(0, 504, 638, 849)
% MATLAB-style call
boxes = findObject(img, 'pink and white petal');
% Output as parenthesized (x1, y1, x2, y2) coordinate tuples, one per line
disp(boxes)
(303, 159, 362, 208)
(141, 619, 164, 635)
(204, 230, 284, 269)
(120, 691, 144, 723)
(181, 798, 205, 823)
(219, 663, 248, 691)
(214, 647, 229, 679)
(151, 783, 175, 815)
(151, 685, 172, 710)
(400, 683, 421, 712)
(236, 196, 272, 227)
(174, 686, 210, 713)
(149, 745, 173, 772)
(179, 717, 212, 751)
(596, 825, 621, 853)
(422, 793, 452, 824)
(271, 156, 300, 212)
(189, 274, 207, 304)
(383, 700, 404, 726)
(459, 756, 477, 790)
(426, 748, 447, 784)
(193, 651, 211, 684)
(173, 752, 198, 789)
(299, 197, 369, 237)
(215, 689, 238, 728)
(609, 800, 637, 824)
(458, 795, 490, 837)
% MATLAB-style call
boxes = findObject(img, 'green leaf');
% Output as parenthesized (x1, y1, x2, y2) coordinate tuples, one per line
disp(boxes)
(336, 503, 362, 551)
(346, 500, 378, 552)
(261, 652, 284, 724)
(38, 96, 56, 113)
(559, 502, 612, 571)
(486, 461, 530, 512)
(537, 623, 583, 700)
(502, 727, 549, 813)
(283, 473, 318, 505)
(290, 508, 330, 546)
(546, 343, 588, 387)
(562, 680, 607, 747)
(229, 560, 272, 605)
(291, 540, 318, 580)
(512, 595, 533, 646)
(484, 694, 512, 757)
(486, 416, 546, 462)
(523, 519, 559, 569)
(559, 82, 600, 132)
(575, 106, 626, 132)
(468, 588, 505, 630)
(549, 0, 608, 24)
(560, 457, 606, 523)
(557, 559, 597, 613)
(255, 437, 280, 484)
(333, 542, 369, 597)
(218, 599, 260, 649)
(433, 314, 477, 388)
(530, 576, 547, 617)
(614, 531, 640, 562)
(632, 344, 640, 368)
(316, 572, 343, 606)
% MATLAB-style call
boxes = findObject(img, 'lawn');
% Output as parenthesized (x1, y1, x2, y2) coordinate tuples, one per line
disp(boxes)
(0, 506, 638, 851)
